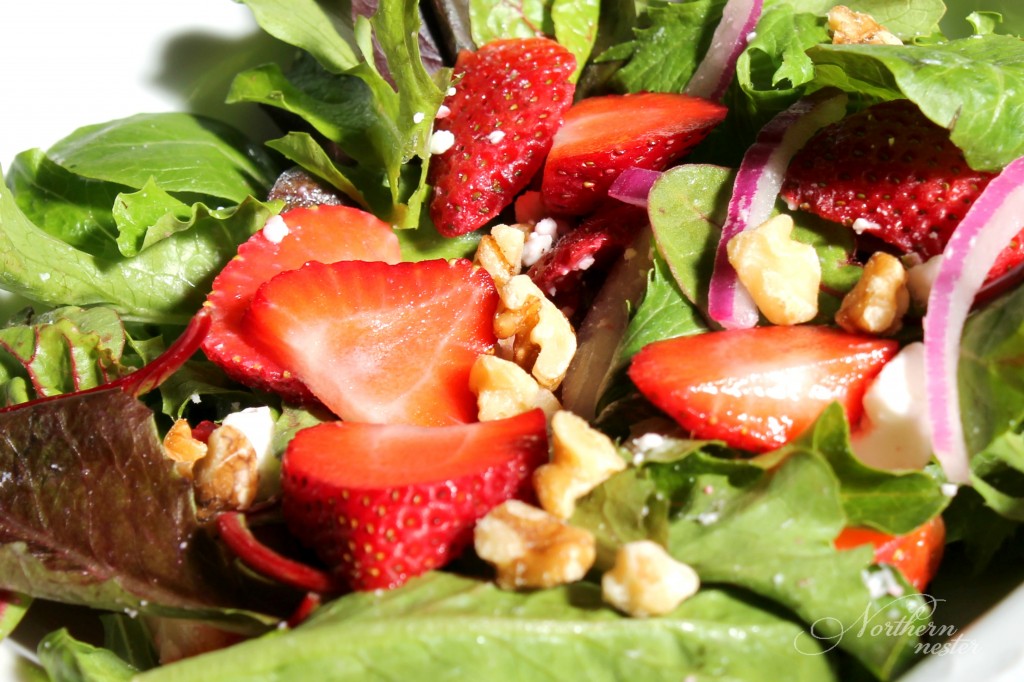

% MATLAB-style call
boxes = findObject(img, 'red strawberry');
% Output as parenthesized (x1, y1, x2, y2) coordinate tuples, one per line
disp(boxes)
(528, 201, 649, 311)
(835, 516, 945, 592)
(541, 92, 727, 216)
(628, 325, 898, 452)
(244, 258, 497, 426)
(281, 409, 549, 590)
(202, 205, 400, 403)
(781, 99, 1024, 280)
(428, 38, 577, 237)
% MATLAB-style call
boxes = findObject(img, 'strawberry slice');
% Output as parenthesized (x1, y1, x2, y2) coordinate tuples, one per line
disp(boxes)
(528, 201, 649, 312)
(428, 38, 576, 237)
(835, 516, 945, 592)
(628, 325, 898, 452)
(541, 92, 727, 216)
(281, 409, 549, 590)
(781, 99, 1024, 280)
(202, 205, 400, 403)
(244, 258, 497, 426)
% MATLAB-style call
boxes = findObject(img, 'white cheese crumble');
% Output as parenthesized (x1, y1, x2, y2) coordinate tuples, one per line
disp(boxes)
(862, 566, 905, 600)
(429, 130, 456, 155)
(906, 255, 943, 309)
(446, 86, 457, 97)
(222, 406, 280, 499)
(261, 215, 290, 244)
(852, 217, 881, 234)
(436, 104, 451, 119)
(487, 130, 506, 144)
(39, 272, 51, 281)
(412, 111, 425, 124)
(851, 343, 932, 471)
(522, 232, 554, 267)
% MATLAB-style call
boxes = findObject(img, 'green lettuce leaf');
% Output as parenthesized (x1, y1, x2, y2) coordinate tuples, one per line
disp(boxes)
(37, 629, 136, 682)
(469, 0, 600, 80)
(0, 171, 276, 324)
(0, 306, 134, 404)
(136, 573, 838, 681)
(808, 34, 1024, 171)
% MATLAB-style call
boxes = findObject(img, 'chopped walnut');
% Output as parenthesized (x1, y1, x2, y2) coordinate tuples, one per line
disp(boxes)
(494, 275, 577, 390)
(828, 5, 903, 45)
(534, 411, 627, 519)
(192, 424, 260, 520)
(726, 214, 821, 325)
(469, 355, 561, 421)
(836, 252, 909, 336)
(162, 419, 207, 479)
(602, 540, 700, 618)
(475, 224, 527, 288)
(474, 500, 596, 590)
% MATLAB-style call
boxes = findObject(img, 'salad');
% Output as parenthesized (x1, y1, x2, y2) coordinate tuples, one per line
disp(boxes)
(2, 0, 1024, 680)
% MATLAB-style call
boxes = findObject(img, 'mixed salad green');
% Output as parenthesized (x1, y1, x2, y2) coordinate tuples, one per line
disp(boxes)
(2, 0, 1024, 680)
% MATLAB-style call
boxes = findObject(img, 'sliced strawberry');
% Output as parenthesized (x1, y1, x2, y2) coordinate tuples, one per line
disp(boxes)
(428, 38, 576, 237)
(281, 409, 549, 590)
(835, 516, 945, 592)
(541, 92, 727, 216)
(244, 258, 497, 426)
(202, 205, 400, 403)
(628, 325, 898, 452)
(528, 201, 649, 312)
(781, 99, 1024, 280)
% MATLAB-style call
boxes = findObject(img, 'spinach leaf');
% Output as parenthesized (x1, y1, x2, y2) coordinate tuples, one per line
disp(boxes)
(45, 114, 276, 204)
(137, 573, 838, 681)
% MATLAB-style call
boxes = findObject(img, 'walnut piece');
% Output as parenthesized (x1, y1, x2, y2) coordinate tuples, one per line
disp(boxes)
(162, 419, 207, 479)
(475, 224, 527, 288)
(474, 500, 596, 590)
(192, 424, 260, 520)
(469, 355, 561, 421)
(601, 540, 700, 618)
(494, 274, 577, 390)
(726, 214, 821, 325)
(534, 411, 627, 519)
(836, 252, 909, 336)
(828, 5, 902, 45)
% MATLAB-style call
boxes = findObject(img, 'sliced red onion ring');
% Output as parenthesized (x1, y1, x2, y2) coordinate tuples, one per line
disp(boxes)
(608, 167, 663, 208)
(924, 155, 1024, 484)
(707, 89, 848, 329)
(685, 0, 763, 102)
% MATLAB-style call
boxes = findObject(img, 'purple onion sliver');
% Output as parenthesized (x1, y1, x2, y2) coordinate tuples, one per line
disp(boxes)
(706, 90, 847, 329)
(685, 0, 763, 102)
(923, 155, 1024, 484)
(608, 167, 663, 208)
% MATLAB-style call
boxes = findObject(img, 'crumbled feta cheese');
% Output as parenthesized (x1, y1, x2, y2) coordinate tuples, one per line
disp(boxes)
(39, 272, 51, 281)
(436, 104, 451, 119)
(429, 130, 456, 155)
(862, 566, 905, 600)
(522, 232, 554, 267)
(222, 406, 279, 499)
(852, 217, 881, 234)
(488, 130, 506, 144)
(412, 111, 425, 124)
(262, 215, 290, 244)
(941, 483, 959, 498)
(632, 432, 665, 452)
(577, 255, 596, 271)
(189, 393, 202, 404)
(446, 86, 457, 97)
(535, 217, 558, 237)
(851, 343, 932, 471)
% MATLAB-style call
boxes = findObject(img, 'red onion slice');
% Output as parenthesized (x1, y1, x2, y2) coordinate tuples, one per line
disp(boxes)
(608, 167, 663, 208)
(707, 89, 848, 329)
(685, 0, 763, 102)
(924, 155, 1024, 484)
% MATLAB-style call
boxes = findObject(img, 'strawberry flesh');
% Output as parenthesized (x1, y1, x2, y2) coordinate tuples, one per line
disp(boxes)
(528, 201, 649, 313)
(281, 409, 549, 591)
(244, 258, 497, 426)
(628, 325, 898, 452)
(781, 99, 1024, 279)
(428, 38, 576, 237)
(202, 205, 400, 404)
(835, 516, 945, 592)
(541, 92, 727, 216)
